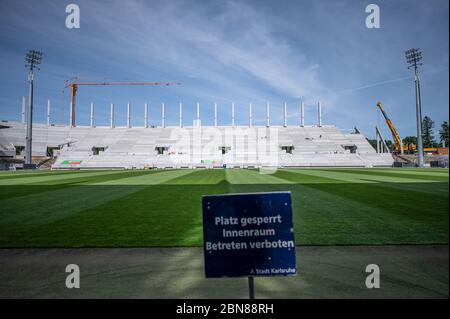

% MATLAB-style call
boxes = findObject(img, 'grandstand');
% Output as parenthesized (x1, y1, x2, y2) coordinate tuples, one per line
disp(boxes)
(0, 119, 393, 169)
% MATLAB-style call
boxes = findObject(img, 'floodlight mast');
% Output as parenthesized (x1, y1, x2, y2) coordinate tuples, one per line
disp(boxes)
(405, 48, 424, 167)
(24, 50, 42, 166)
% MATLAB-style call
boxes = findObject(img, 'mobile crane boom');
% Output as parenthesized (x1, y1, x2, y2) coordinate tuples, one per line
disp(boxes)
(376, 102, 404, 154)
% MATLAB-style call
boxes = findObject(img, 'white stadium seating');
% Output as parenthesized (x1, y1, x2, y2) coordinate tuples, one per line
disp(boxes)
(0, 121, 394, 169)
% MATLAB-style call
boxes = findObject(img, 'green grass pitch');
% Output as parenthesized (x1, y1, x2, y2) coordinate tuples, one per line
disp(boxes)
(0, 168, 448, 247)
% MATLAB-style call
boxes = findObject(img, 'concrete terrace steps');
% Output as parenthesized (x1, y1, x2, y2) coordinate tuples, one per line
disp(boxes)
(0, 121, 394, 169)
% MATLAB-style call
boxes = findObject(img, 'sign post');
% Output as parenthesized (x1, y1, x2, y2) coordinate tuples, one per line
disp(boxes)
(248, 276, 255, 299)
(202, 192, 297, 298)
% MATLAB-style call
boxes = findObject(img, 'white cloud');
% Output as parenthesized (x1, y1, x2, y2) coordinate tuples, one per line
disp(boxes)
(83, 0, 326, 102)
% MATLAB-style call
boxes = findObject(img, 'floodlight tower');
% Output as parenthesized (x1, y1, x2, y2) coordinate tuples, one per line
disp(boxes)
(24, 50, 42, 166)
(405, 48, 424, 167)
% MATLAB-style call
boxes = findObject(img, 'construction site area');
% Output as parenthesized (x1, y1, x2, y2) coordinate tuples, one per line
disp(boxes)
(0, 84, 446, 169)
(1, 63, 448, 170)
(0, 0, 448, 303)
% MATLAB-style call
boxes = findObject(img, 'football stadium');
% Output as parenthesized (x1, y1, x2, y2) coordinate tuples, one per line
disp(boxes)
(0, 121, 448, 299)
(0, 0, 448, 304)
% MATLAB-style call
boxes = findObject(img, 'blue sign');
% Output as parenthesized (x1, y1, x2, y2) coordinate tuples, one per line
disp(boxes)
(202, 192, 297, 278)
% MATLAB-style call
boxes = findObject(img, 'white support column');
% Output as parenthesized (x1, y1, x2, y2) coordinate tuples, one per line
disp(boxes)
(47, 98, 51, 126)
(90, 102, 94, 128)
(318, 101, 322, 127)
(376, 127, 380, 153)
(266, 102, 270, 127)
(21, 96, 26, 124)
(196, 102, 200, 127)
(161, 103, 165, 128)
(300, 102, 305, 127)
(214, 103, 218, 127)
(179, 102, 183, 128)
(69, 100, 74, 128)
(110, 103, 114, 128)
(231, 102, 235, 127)
(283, 101, 287, 127)
(127, 102, 131, 128)
(144, 103, 148, 128)
(249, 102, 253, 127)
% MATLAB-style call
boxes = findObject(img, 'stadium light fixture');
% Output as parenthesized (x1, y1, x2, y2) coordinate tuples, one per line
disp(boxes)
(24, 49, 43, 167)
(405, 48, 424, 167)
(25, 50, 43, 71)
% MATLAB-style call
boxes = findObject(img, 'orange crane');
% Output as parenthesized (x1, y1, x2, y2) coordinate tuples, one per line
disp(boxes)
(64, 79, 181, 127)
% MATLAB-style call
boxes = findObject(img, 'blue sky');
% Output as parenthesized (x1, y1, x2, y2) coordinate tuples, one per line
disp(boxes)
(0, 0, 448, 139)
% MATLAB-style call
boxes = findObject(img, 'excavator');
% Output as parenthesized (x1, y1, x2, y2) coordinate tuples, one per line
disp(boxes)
(376, 102, 416, 154)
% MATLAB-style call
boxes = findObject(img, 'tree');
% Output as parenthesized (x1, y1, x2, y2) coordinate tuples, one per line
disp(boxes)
(385, 140, 393, 151)
(402, 136, 417, 145)
(367, 139, 377, 150)
(367, 139, 393, 152)
(439, 121, 449, 147)
(421, 116, 435, 148)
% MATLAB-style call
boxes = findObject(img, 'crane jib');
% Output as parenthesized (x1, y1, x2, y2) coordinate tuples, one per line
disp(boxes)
(64, 81, 181, 127)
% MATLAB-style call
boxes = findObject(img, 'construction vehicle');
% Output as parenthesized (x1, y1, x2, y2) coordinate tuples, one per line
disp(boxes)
(423, 147, 449, 155)
(376, 102, 416, 154)
(64, 78, 181, 127)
